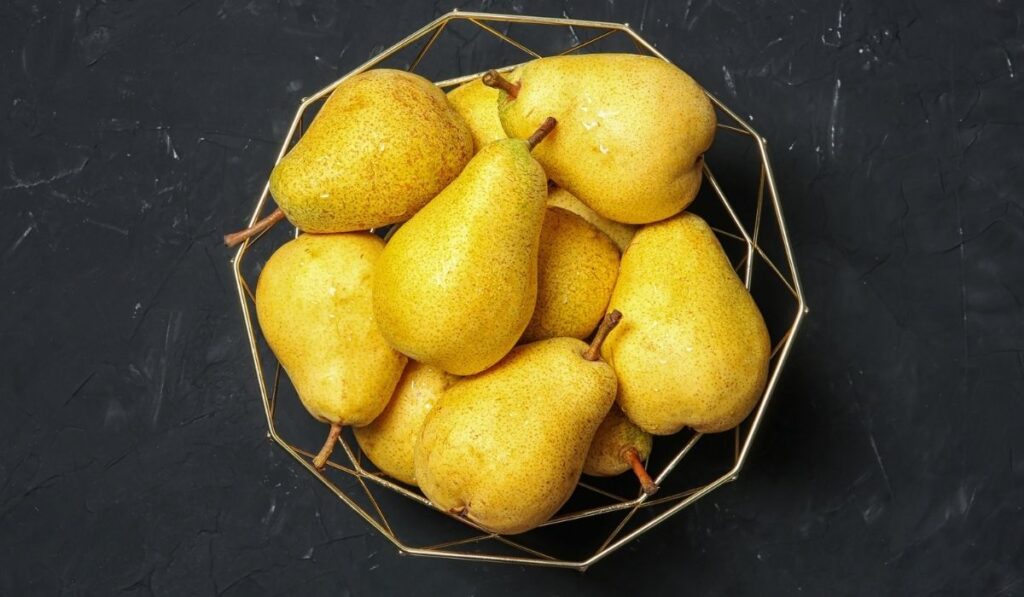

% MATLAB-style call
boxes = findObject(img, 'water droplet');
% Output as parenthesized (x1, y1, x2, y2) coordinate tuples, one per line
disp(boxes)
(598, 144, 609, 154)
(582, 119, 598, 131)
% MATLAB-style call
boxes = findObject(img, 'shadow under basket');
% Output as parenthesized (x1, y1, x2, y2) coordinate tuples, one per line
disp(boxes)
(228, 10, 808, 571)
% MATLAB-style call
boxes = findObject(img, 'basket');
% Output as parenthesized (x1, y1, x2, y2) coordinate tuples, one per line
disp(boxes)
(229, 10, 807, 570)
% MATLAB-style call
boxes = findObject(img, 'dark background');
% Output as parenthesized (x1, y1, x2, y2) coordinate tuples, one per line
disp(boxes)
(2, 0, 1022, 594)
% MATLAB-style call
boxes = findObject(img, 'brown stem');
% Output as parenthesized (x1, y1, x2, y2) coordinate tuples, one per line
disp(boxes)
(583, 309, 622, 361)
(624, 447, 659, 496)
(449, 505, 468, 517)
(312, 422, 342, 471)
(526, 117, 558, 150)
(223, 208, 286, 247)
(481, 69, 520, 99)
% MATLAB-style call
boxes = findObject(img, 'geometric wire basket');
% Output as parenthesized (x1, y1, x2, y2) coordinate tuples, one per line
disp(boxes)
(229, 10, 808, 570)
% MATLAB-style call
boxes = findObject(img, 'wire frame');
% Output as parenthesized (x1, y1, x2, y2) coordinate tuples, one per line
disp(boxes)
(229, 10, 807, 571)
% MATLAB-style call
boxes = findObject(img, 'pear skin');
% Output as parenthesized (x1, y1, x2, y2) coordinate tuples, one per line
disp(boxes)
(354, 362, 457, 486)
(373, 123, 554, 375)
(255, 233, 408, 467)
(489, 55, 715, 224)
(583, 408, 658, 495)
(601, 213, 770, 434)
(547, 186, 636, 252)
(269, 69, 473, 233)
(447, 76, 509, 152)
(521, 207, 620, 343)
(414, 315, 620, 534)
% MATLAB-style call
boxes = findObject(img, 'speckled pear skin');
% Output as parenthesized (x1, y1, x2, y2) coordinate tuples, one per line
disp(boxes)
(583, 407, 653, 477)
(269, 69, 473, 233)
(372, 138, 548, 376)
(414, 337, 617, 535)
(446, 75, 512, 152)
(353, 362, 456, 486)
(521, 207, 620, 343)
(547, 186, 637, 252)
(601, 213, 770, 434)
(255, 233, 408, 427)
(496, 54, 716, 224)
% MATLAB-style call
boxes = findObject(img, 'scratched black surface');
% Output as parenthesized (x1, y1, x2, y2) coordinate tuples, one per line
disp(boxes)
(2, 0, 1023, 594)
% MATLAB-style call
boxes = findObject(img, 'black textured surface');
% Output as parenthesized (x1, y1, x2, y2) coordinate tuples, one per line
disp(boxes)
(2, 1, 1023, 594)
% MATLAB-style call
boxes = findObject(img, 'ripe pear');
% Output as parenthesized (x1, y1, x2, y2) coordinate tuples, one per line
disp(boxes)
(255, 233, 408, 469)
(373, 119, 556, 375)
(485, 54, 716, 224)
(446, 75, 510, 152)
(547, 186, 636, 252)
(583, 408, 658, 495)
(353, 362, 457, 486)
(521, 207, 619, 343)
(601, 213, 770, 434)
(267, 69, 473, 234)
(415, 313, 621, 534)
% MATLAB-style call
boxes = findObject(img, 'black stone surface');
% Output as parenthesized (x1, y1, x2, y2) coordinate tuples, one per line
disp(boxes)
(2, 0, 1022, 594)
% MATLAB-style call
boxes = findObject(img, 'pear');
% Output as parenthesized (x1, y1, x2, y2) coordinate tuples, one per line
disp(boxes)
(255, 233, 408, 469)
(415, 312, 622, 534)
(484, 54, 716, 224)
(353, 362, 457, 486)
(521, 207, 619, 343)
(446, 75, 510, 152)
(583, 408, 658, 495)
(547, 186, 636, 252)
(601, 213, 770, 434)
(373, 119, 556, 375)
(226, 69, 473, 245)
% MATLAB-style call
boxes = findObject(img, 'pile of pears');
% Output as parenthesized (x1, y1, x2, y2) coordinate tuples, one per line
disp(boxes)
(233, 54, 770, 536)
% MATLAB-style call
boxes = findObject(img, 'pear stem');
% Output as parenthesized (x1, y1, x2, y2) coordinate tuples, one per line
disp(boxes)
(526, 117, 558, 150)
(624, 447, 659, 496)
(583, 310, 622, 361)
(481, 69, 520, 99)
(224, 208, 286, 247)
(312, 422, 343, 471)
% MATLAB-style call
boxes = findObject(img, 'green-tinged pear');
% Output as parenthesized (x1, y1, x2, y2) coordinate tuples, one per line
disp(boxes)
(583, 407, 658, 495)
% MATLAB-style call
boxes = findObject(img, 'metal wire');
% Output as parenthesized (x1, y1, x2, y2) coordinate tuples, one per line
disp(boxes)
(229, 10, 807, 570)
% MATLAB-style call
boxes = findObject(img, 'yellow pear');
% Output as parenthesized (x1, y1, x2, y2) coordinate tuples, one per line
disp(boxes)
(547, 186, 636, 252)
(255, 233, 408, 469)
(446, 75, 509, 152)
(265, 69, 473, 234)
(485, 54, 715, 224)
(415, 313, 621, 534)
(521, 207, 619, 343)
(373, 120, 555, 375)
(602, 213, 770, 434)
(583, 408, 658, 495)
(353, 362, 457, 486)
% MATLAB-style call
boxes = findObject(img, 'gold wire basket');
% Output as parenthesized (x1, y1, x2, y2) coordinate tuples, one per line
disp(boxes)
(229, 11, 807, 570)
